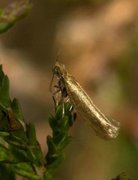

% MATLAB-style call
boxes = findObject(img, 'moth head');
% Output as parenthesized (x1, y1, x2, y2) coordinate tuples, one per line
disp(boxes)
(53, 61, 66, 78)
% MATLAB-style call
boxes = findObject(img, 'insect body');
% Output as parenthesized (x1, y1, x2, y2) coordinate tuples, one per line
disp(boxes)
(53, 61, 120, 139)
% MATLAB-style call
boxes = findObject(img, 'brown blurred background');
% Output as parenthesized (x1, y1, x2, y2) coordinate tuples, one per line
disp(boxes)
(0, 0, 138, 179)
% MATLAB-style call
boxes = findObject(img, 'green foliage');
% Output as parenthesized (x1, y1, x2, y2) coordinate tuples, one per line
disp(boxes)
(0, 65, 76, 179)
(0, 0, 32, 33)
(0, 164, 15, 180)
(45, 103, 75, 179)
(0, 65, 43, 179)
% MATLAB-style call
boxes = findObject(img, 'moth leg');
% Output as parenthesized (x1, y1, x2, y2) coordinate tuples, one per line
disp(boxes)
(52, 87, 65, 117)
(62, 101, 65, 117)
(52, 86, 60, 95)
(58, 92, 65, 117)
(52, 95, 59, 112)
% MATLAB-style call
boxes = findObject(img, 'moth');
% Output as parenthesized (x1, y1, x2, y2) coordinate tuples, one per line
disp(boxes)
(52, 61, 120, 139)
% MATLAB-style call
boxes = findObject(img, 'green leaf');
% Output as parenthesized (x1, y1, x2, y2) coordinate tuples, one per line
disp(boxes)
(0, 144, 14, 162)
(10, 129, 28, 144)
(13, 163, 41, 180)
(11, 98, 25, 126)
(0, 65, 4, 82)
(48, 115, 57, 130)
(54, 134, 71, 150)
(44, 171, 52, 180)
(9, 145, 29, 163)
(0, 131, 9, 138)
(0, 75, 11, 108)
(27, 147, 44, 165)
(26, 123, 38, 146)
(0, 136, 9, 147)
(45, 154, 64, 179)
(26, 123, 44, 165)
(0, 110, 9, 131)
(0, 164, 15, 180)
(46, 136, 57, 160)
(55, 104, 63, 118)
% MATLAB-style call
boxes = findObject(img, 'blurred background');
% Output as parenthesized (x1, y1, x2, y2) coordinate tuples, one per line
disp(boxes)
(0, 0, 138, 179)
